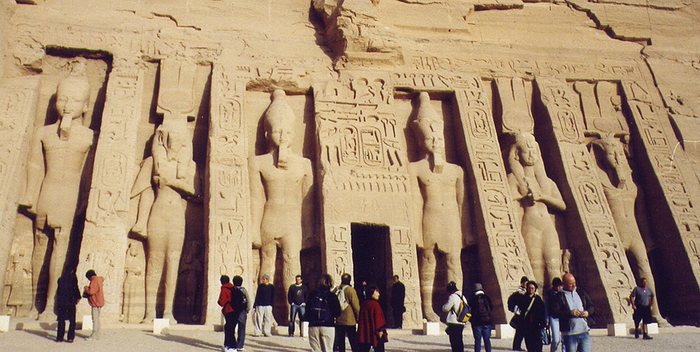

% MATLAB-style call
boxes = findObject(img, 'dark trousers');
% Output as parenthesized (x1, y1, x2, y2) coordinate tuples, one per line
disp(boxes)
(513, 325, 525, 350)
(56, 306, 76, 342)
(224, 312, 240, 348)
(446, 324, 464, 352)
(237, 312, 247, 348)
(391, 305, 403, 328)
(334, 324, 358, 352)
(357, 343, 385, 352)
(524, 326, 543, 352)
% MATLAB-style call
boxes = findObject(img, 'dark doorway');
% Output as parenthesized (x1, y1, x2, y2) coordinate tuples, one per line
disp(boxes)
(351, 223, 391, 314)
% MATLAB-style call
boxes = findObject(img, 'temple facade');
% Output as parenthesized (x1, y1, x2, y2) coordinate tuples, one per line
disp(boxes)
(1, 0, 699, 328)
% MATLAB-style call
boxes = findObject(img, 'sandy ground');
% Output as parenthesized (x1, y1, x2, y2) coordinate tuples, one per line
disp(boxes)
(1, 321, 699, 352)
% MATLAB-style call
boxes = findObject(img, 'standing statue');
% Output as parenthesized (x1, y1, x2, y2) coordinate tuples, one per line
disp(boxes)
(591, 137, 666, 324)
(409, 92, 470, 322)
(507, 133, 566, 287)
(250, 89, 314, 296)
(130, 119, 198, 323)
(18, 59, 95, 319)
(121, 242, 144, 323)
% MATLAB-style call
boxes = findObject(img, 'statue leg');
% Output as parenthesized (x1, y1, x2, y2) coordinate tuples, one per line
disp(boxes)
(543, 229, 563, 287)
(445, 249, 463, 291)
(259, 241, 277, 282)
(280, 235, 302, 325)
(30, 228, 50, 317)
(628, 241, 668, 326)
(144, 238, 165, 322)
(44, 226, 72, 320)
(522, 226, 545, 285)
(418, 247, 439, 322)
(163, 231, 185, 323)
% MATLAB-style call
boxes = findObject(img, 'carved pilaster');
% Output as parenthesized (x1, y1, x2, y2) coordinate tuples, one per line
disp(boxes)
(453, 78, 533, 323)
(536, 77, 635, 324)
(77, 59, 146, 322)
(622, 80, 700, 319)
(389, 226, 421, 328)
(205, 64, 251, 324)
(0, 77, 40, 306)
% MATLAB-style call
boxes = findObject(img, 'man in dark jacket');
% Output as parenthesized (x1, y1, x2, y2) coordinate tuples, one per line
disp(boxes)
(469, 283, 493, 352)
(508, 276, 529, 351)
(288, 274, 308, 337)
(305, 274, 341, 352)
(390, 275, 405, 329)
(55, 271, 81, 343)
(551, 273, 594, 352)
(253, 274, 275, 337)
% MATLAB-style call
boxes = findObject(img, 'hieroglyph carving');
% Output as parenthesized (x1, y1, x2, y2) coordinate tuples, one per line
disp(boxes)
(205, 64, 251, 324)
(536, 77, 635, 323)
(622, 80, 700, 315)
(409, 92, 469, 321)
(453, 77, 533, 320)
(0, 77, 40, 309)
(389, 226, 421, 328)
(78, 58, 145, 322)
(19, 61, 95, 319)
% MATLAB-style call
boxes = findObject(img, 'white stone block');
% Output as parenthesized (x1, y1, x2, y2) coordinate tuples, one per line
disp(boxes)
(607, 323, 627, 336)
(82, 315, 93, 331)
(495, 323, 515, 339)
(647, 323, 659, 335)
(301, 321, 309, 337)
(423, 321, 440, 336)
(154, 318, 170, 335)
(0, 315, 10, 332)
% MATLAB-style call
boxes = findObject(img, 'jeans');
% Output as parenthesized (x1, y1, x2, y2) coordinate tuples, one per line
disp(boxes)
(224, 312, 239, 349)
(445, 324, 464, 352)
(237, 312, 247, 348)
(472, 324, 492, 352)
(334, 325, 358, 352)
(289, 304, 305, 336)
(549, 317, 564, 352)
(309, 326, 335, 352)
(563, 332, 591, 352)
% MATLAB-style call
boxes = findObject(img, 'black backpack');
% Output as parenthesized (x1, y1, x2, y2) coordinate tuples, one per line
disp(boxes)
(228, 286, 247, 312)
(475, 294, 491, 322)
(305, 292, 333, 324)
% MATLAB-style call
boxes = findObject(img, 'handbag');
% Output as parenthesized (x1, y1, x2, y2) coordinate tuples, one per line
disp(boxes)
(509, 315, 521, 329)
(540, 326, 552, 345)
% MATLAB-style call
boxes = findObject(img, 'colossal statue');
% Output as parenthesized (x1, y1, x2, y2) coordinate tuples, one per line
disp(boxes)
(409, 92, 470, 321)
(507, 133, 566, 287)
(591, 136, 666, 323)
(18, 59, 95, 319)
(131, 119, 198, 323)
(250, 89, 314, 294)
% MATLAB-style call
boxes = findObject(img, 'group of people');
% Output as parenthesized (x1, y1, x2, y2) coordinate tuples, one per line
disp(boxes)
(218, 272, 400, 352)
(53, 269, 105, 343)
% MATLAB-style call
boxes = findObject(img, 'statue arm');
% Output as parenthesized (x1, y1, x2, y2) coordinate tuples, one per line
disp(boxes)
(456, 167, 474, 246)
(301, 159, 316, 249)
(249, 157, 263, 248)
(539, 179, 566, 212)
(409, 164, 424, 248)
(19, 128, 45, 211)
(169, 160, 197, 196)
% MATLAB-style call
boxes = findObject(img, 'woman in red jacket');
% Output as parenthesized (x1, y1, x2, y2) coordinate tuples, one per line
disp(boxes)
(357, 285, 388, 352)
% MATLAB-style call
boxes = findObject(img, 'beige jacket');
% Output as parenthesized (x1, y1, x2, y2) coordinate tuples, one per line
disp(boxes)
(336, 284, 360, 326)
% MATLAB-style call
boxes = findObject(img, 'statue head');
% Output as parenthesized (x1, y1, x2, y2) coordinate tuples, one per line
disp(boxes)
(412, 92, 445, 156)
(512, 132, 539, 167)
(263, 89, 296, 150)
(154, 119, 190, 161)
(593, 137, 626, 169)
(56, 58, 91, 122)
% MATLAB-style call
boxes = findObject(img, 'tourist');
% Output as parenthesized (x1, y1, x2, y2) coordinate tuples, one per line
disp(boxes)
(253, 274, 275, 337)
(468, 283, 493, 352)
(630, 278, 654, 340)
(83, 269, 104, 340)
(441, 281, 465, 352)
(390, 275, 405, 329)
(55, 270, 80, 343)
(306, 274, 341, 352)
(218, 275, 238, 352)
(547, 278, 565, 352)
(552, 273, 594, 352)
(508, 276, 529, 351)
(357, 286, 387, 352)
(232, 275, 251, 350)
(522, 281, 546, 352)
(334, 273, 360, 352)
(288, 274, 308, 337)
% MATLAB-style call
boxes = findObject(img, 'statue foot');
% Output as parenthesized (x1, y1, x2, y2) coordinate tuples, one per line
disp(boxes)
(655, 316, 670, 327)
(163, 313, 178, 325)
(424, 310, 440, 322)
(141, 315, 155, 324)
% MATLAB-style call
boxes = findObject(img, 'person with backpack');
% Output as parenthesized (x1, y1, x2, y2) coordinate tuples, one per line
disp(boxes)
(305, 273, 342, 352)
(441, 281, 466, 352)
(288, 274, 308, 337)
(468, 283, 493, 352)
(357, 285, 388, 352)
(218, 275, 240, 352)
(334, 273, 360, 352)
(232, 275, 252, 351)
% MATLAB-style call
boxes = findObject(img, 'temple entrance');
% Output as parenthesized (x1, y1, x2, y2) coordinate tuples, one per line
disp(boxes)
(351, 223, 391, 313)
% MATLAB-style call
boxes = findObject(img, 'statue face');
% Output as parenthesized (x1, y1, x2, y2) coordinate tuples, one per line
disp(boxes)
(268, 119, 295, 149)
(55, 83, 88, 121)
(419, 123, 445, 155)
(518, 138, 539, 166)
(603, 141, 625, 168)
